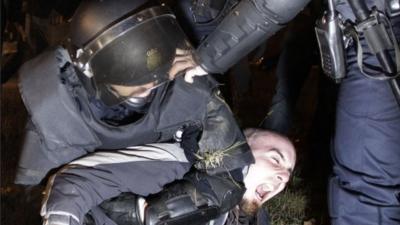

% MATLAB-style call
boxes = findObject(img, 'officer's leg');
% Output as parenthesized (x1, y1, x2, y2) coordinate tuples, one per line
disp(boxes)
(329, 17, 400, 223)
(41, 144, 191, 225)
(260, 23, 314, 134)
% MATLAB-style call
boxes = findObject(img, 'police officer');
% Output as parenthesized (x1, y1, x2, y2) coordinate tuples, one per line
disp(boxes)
(16, 0, 253, 184)
(15, 1, 255, 224)
(327, 0, 400, 224)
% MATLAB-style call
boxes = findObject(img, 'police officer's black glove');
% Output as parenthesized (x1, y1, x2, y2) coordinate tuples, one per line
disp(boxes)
(145, 170, 246, 225)
(99, 193, 143, 225)
(95, 170, 245, 225)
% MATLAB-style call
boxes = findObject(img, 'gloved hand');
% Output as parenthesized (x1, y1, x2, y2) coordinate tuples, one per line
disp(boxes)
(96, 170, 245, 225)
(99, 193, 145, 225)
(144, 170, 246, 225)
(168, 49, 208, 83)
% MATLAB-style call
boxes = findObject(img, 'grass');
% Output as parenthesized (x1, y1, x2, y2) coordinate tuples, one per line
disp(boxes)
(266, 177, 308, 225)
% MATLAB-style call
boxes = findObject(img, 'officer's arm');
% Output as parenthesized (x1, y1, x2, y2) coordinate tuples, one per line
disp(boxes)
(145, 169, 245, 225)
(100, 169, 245, 225)
(196, 0, 310, 74)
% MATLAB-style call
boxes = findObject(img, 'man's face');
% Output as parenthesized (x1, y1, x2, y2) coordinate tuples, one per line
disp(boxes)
(241, 129, 296, 215)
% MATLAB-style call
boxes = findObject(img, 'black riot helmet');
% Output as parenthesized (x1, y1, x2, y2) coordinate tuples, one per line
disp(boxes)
(68, 0, 192, 106)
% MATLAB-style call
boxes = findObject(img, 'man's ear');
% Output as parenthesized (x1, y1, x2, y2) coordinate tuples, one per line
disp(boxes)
(243, 128, 257, 146)
(243, 128, 257, 138)
(264, 182, 287, 202)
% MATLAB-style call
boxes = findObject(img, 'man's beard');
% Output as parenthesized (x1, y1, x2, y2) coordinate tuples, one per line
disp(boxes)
(239, 199, 259, 216)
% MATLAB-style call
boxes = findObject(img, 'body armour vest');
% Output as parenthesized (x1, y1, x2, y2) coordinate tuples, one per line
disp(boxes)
(18, 47, 253, 184)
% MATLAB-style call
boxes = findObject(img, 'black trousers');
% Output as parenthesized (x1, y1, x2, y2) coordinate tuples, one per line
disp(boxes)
(329, 14, 400, 225)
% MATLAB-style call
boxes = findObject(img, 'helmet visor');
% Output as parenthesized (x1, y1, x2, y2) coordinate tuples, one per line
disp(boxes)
(88, 8, 192, 105)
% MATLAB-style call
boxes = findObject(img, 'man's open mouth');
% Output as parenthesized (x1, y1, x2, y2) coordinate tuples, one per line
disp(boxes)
(255, 184, 271, 202)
